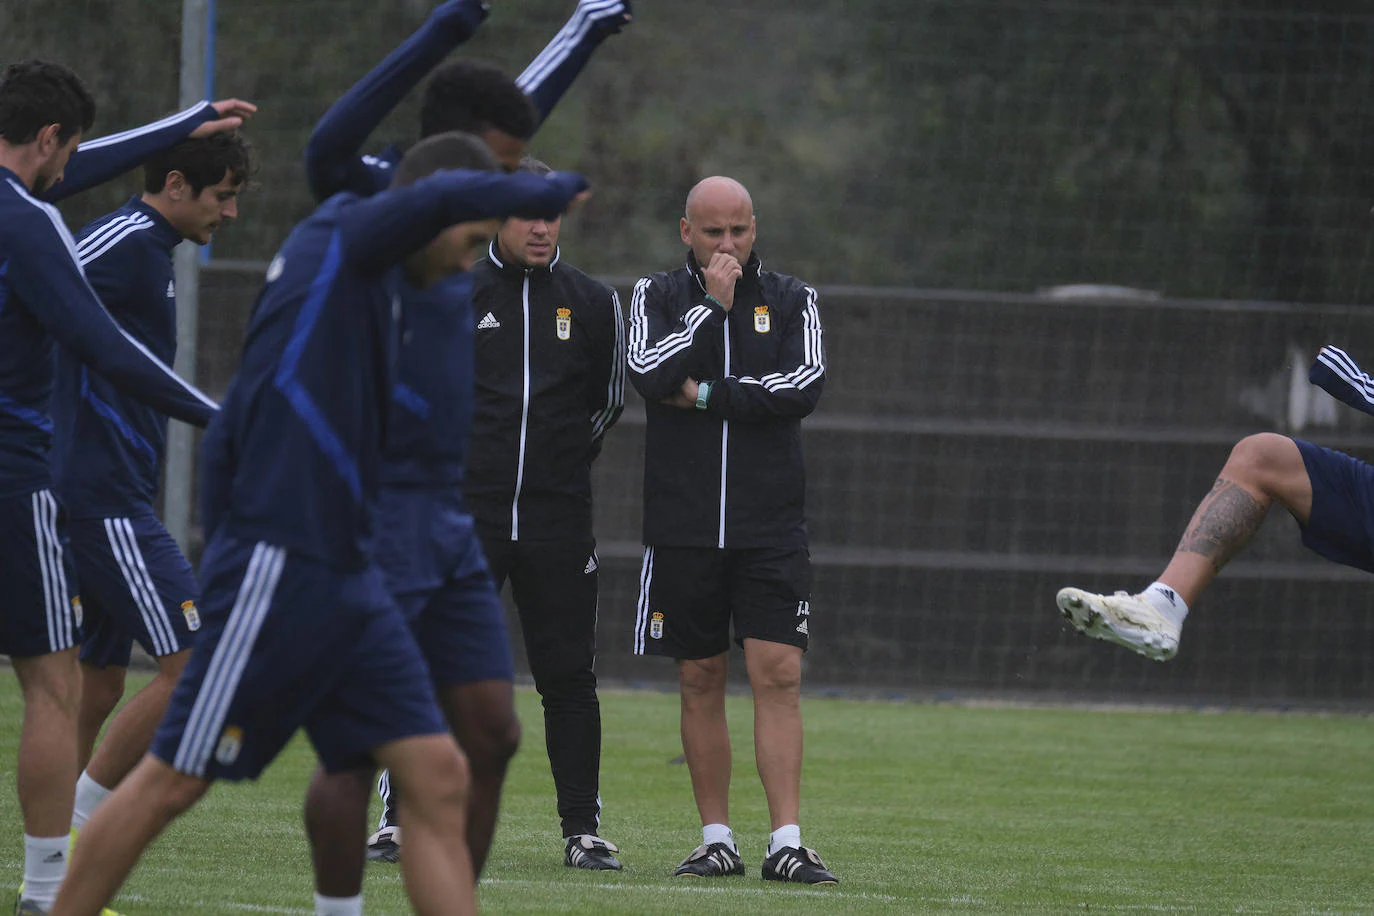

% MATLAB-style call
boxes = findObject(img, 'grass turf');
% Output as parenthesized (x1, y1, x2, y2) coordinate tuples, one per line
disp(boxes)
(1, 677, 1371, 914)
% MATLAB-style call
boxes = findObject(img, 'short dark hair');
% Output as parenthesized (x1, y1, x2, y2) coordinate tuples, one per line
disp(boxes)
(143, 131, 255, 195)
(419, 60, 537, 142)
(392, 131, 500, 187)
(0, 59, 96, 145)
(517, 156, 552, 177)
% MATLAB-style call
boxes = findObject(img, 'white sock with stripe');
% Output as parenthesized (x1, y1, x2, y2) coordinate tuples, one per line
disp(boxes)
(22, 833, 68, 908)
(702, 823, 736, 851)
(72, 770, 113, 830)
(768, 824, 801, 855)
(1143, 581, 1189, 627)
(314, 893, 363, 916)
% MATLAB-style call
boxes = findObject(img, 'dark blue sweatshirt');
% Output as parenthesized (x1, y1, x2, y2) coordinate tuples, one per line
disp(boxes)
(50, 197, 185, 518)
(0, 170, 217, 499)
(198, 168, 587, 570)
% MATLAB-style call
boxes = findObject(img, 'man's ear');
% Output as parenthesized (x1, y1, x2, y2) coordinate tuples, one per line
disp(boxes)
(165, 170, 189, 201)
(35, 123, 64, 155)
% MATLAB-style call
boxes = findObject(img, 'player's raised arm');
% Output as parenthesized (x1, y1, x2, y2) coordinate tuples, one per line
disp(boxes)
(304, 0, 491, 201)
(704, 283, 825, 422)
(516, 0, 633, 125)
(47, 98, 256, 202)
(338, 165, 588, 273)
(2, 188, 217, 427)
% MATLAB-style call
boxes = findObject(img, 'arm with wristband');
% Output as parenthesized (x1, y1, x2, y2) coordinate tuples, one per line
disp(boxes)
(626, 276, 726, 402)
(701, 283, 825, 422)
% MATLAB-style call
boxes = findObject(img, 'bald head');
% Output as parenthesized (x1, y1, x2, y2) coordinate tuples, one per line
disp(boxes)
(681, 176, 757, 268)
(684, 176, 753, 221)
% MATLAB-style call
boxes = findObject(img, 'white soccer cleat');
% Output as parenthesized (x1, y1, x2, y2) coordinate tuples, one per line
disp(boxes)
(1056, 587, 1180, 661)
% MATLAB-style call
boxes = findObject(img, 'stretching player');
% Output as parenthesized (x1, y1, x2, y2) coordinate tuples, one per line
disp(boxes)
(298, 0, 631, 876)
(51, 134, 588, 916)
(50, 132, 254, 837)
(1058, 347, 1374, 661)
(0, 60, 231, 916)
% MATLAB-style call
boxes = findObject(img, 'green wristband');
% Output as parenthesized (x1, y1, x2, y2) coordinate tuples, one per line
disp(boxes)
(704, 294, 724, 310)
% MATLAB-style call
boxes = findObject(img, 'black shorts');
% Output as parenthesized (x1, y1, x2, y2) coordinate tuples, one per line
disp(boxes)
(632, 545, 811, 659)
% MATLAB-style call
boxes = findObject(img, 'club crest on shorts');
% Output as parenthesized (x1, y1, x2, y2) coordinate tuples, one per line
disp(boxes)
(754, 305, 770, 333)
(556, 307, 572, 341)
(650, 611, 664, 640)
(71, 596, 83, 628)
(215, 726, 243, 766)
(182, 599, 201, 631)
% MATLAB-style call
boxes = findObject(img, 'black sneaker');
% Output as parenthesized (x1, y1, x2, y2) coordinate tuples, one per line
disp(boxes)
(762, 845, 839, 885)
(366, 826, 401, 864)
(673, 842, 744, 877)
(564, 835, 623, 870)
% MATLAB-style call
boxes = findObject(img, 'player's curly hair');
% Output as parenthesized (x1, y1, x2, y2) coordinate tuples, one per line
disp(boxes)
(420, 60, 537, 142)
(0, 59, 96, 145)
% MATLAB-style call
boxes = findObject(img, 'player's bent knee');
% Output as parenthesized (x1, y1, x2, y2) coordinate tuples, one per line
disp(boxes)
(1227, 433, 1307, 496)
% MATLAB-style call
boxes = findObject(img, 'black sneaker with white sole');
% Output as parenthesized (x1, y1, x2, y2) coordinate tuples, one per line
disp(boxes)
(564, 835, 623, 870)
(673, 841, 744, 877)
(366, 826, 401, 863)
(761, 845, 839, 885)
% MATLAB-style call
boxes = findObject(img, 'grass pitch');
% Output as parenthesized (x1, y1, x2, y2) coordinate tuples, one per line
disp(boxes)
(1, 677, 1371, 914)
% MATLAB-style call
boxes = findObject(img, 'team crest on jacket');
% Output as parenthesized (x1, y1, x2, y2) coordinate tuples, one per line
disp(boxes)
(754, 305, 770, 333)
(556, 307, 572, 341)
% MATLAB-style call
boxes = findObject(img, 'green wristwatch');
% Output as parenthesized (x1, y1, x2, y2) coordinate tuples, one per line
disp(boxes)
(695, 381, 712, 410)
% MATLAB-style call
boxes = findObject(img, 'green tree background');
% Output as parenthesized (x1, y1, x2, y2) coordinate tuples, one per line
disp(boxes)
(5, 0, 1373, 302)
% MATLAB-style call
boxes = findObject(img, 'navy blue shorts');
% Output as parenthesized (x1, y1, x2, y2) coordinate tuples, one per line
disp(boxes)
(151, 535, 446, 781)
(377, 490, 514, 687)
(1295, 439, 1374, 572)
(68, 512, 200, 668)
(0, 488, 79, 658)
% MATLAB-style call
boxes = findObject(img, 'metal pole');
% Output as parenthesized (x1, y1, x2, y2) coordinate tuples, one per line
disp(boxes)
(165, 0, 210, 552)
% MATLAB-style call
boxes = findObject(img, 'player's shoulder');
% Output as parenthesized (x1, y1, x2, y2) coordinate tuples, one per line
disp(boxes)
(634, 265, 688, 299)
(0, 176, 62, 243)
(553, 260, 612, 298)
(75, 207, 161, 267)
(758, 263, 817, 308)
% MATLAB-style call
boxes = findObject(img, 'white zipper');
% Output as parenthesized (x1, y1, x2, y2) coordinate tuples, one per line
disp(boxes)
(511, 271, 532, 540)
(718, 317, 730, 549)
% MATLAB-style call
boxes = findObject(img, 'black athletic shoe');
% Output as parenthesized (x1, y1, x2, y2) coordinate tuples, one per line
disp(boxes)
(673, 842, 744, 877)
(761, 845, 839, 885)
(366, 826, 401, 864)
(564, 835, 623, 870)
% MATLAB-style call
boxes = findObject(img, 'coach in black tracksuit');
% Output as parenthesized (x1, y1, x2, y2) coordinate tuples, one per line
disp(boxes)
(627, 176, 837, 885)
(465, 169, 626, 866)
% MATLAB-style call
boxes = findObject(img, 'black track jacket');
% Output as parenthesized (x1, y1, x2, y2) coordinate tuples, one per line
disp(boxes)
(628, 251, 825, 549)
(466, 241, 625, 542)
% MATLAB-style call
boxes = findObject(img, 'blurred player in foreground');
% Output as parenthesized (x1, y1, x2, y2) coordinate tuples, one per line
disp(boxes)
(0, 59, 244, 916)
(628, 176, 836, 884)
(299, 0, 631, 877)
(1059, 346, 1374, 661)
(50, 134, 588, 916)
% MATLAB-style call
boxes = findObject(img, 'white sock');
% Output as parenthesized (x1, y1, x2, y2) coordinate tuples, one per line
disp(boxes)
(314, 892, 363, 916)
(702, 823, 736, 851)
(72, 770, 113, 830)
(22, 833, 69, 908)
(1143, 581, 1189, 627)
(768, 824, 801, 855)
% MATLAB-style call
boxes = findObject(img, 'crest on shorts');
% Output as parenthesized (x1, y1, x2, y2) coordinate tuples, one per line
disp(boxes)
(71, 596, 83, 628)
(754, 305, 770, 334)
(182, 599, 201, 632)
(215, 726, 243, 766)
(650, 611, 664, 640)
(556, 307, 572, 341)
